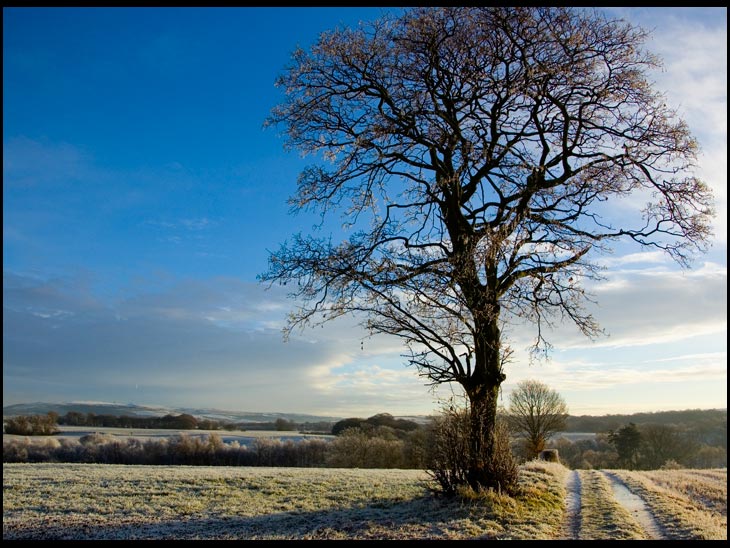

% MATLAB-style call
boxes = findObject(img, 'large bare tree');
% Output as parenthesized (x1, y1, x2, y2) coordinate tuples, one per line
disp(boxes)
(261, 7, 714, 492)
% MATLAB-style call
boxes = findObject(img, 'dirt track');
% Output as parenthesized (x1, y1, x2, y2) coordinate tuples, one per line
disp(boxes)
(603, 471, 667, 539)
(560, 468, 726, 540)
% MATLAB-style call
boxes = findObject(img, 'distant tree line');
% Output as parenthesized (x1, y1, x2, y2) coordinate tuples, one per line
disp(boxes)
(500, 407, 727, 470)
(4, 408, 725, 470)
(547, 420, 726, 470)
(5, 411, 336, 434)
(56, 412, 231, 431)
(238, 419, 334, 433)
(6, 407, 723, 438)
(564, 409, 726, 441)
(3, 411, 429, 468)
(331, 413, 421, 437)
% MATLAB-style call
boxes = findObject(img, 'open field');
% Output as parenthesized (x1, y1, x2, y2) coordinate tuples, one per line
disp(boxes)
(3, 425, 590, 444)
(3, 426, 334, 445)
(3, 462, 726, 540)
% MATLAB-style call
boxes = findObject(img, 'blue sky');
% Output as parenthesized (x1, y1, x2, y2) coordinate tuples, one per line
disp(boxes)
(3, 7, 726, 417)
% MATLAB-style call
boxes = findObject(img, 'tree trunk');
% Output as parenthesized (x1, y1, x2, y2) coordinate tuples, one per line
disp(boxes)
(527, 434, 546, 459)
(463, 316, 512, 492)
(465, 382, 502, 491)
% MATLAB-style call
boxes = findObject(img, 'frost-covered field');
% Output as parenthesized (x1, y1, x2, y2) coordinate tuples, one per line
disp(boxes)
(3, 426, 333, 445)
(2, 463, 726, 540)
(3, 462, 566, 540)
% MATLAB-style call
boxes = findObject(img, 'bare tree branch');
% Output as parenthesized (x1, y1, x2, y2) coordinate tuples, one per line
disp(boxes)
(259, 7, 714, 492)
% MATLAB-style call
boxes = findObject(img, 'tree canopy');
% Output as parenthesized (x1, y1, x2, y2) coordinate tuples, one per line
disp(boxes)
(508, 379, 568, 458)
(262, 7, 714, 492)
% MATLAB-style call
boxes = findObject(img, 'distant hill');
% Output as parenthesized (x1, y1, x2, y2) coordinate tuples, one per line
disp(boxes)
(2, 401, 342, 425)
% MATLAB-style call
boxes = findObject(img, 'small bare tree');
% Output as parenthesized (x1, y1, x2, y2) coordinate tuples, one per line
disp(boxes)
(261, 7, 714, 493)
(507, 379, 568, 459)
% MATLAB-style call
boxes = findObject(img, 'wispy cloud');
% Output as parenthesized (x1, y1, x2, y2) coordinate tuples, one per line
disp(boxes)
(144, 218, 214, 231)
(3, 137, 102, 189)
(508, 355, 727, 391)
(142, 217, 216, 246)
(594, 251, 669, 269)
(3, 271, 425, 415)
(651, 16, 727, 138)
(649, 11, 727, 244)
(600, 9, 727, 246)
(591, 275, 722, 348)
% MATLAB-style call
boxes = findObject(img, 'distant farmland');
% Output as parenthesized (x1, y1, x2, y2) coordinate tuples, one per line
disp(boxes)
(3, 425, 334, 446)
(3, 462, 726, 540)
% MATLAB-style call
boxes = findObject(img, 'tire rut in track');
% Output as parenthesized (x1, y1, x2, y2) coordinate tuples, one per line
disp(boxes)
(602, 471, 667, 540)
(562, 469, 582, 539)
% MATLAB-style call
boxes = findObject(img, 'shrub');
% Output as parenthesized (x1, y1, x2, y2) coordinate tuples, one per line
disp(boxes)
(426, 402, 518, 497)
(539, 449, 560, 462)
(327, 427, 405, 468)
(4, 414, 59, 436)
(80, 433, 115, 445)
(3, 431, 426, 469)
(659, 459, 683, 470)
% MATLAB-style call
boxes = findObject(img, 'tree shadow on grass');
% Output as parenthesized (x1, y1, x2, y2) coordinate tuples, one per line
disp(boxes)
(5, 492, 499, 541)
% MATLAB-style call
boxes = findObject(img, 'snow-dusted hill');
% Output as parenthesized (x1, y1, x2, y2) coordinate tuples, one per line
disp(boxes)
(2, 401, 343, 424)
